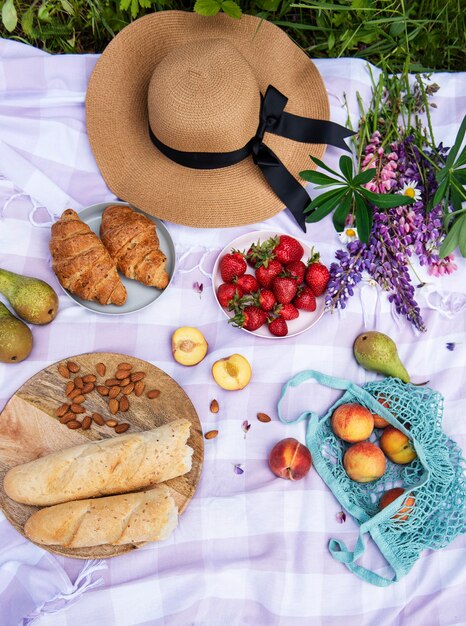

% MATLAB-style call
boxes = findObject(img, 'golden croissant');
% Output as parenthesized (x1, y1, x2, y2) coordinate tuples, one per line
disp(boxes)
(100, 205, 169, 289)
(49, 209, 127, 305)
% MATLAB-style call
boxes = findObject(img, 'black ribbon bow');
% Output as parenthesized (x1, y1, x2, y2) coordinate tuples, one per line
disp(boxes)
(149, 85, 354, 231)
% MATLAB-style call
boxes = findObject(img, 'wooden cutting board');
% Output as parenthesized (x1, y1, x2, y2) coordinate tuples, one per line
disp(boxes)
(0, 352, 203, 559)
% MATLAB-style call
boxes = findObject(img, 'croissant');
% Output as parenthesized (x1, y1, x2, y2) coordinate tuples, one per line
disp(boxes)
(49, 209, 127, 305)
(100, 205, 169, 289)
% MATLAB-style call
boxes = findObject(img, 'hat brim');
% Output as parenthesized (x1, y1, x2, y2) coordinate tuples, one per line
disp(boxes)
(86, 11, 329, 229)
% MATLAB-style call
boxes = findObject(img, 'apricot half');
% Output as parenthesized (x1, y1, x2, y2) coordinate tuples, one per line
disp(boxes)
(172, 327, 208, 366)
(212, 354, 252, 390)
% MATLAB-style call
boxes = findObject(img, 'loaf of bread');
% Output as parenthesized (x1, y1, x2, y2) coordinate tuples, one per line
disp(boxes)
(4, 419, 192, 506)
(50, 208, 127, 305)
(100, 205, 169, 289)
(24, 486, 178, 548)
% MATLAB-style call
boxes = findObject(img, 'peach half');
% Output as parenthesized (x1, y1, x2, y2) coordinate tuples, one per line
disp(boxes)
(172, 327, 208, 366)
(331, 403, 374, 442)
(268, 438, 312, 480)
(212, 354, 252, 390)
(379, 487, 415, 521)
(380, 426, 417, 464)
(343, 442, 386, 483)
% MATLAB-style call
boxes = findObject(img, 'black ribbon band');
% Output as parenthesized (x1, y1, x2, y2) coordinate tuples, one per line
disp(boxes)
(149, 85, 354, 231)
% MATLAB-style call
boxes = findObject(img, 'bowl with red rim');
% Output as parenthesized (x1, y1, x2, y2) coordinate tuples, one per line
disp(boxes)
(212, 231, 327, 339)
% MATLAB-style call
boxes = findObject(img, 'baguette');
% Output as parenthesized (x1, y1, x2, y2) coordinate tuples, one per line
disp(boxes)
(24, 486, 178, 548)
(4, 419, 192, 506)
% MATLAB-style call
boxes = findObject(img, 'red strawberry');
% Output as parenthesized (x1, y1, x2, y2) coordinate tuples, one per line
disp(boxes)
(269, 318, 288, 337)
(252, 288, 276, 312)
(217, 283, 244, 308)
(286, 260, 307, 283)
(273, 235, 304, 265)
(235, 274, 259, 294)
(255, 259, 283, 288)
(293, 285, 316, 311)
(230, 305, 268, 331)
(272, 275, 299, 304)
(220, 252, 247, 283)
(305, 251, 330, 297)
(275, 303, 299, 320)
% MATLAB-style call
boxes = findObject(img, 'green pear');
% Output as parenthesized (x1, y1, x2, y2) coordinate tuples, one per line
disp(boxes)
(353, 331, 410, 383)
(0, 268, 58, 325)
(0, 302, 33, 363)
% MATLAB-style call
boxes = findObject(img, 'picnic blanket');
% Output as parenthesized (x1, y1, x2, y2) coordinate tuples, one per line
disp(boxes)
(0, 38, 465, 626)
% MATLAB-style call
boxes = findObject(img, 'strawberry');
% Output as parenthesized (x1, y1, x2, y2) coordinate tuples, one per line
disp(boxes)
(252, 288, 276, 312)
(272, 275, 299, 304)
(220, 252, 247, 283)
(269, 317, 288, 337)
(305, 251, 330, 297)
(272, 235, 304, 265)
(235, 274, 259, 294)
(275, 303, 299, 320)
(246, 238, 276, 268)
(217, 283, 244, 308)
(230, 305, 268, 331)
(293, 285, 316, 311)
(255, 259, 283, 288)
(286, 260, 307, 283)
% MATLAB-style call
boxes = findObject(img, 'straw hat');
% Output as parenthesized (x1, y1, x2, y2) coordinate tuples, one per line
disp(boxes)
(86, 11, 336, 229)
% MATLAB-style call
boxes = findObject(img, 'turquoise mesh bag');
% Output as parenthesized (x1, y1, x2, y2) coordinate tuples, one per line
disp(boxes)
(277, 370, 466, 587)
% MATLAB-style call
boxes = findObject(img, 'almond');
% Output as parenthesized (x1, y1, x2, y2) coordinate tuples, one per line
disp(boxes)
(82, 415, 92, 430)
(74, 376, 84, 389)
(59, 412, 76, 424)
(117, 363, 132, 371)
(109, 386, 120, 399)
(105, 378, 120, 387)
(118, 377, 130, 387)
(134, 381, 145, 397)
(147, 389, 160, 399)
(96, 385, 109, 396)
(83, 374, 96, 383)
(73, 395, 85, 404)
(119, 396, 129, 412)
(116, 369, 129, 380)
(82, 382, 94, 394)
(67, 361, 80, 373)
(122, 383, 134, 395)
(205, 430, 219, 440)
(70, 404, 85, 414)
(67, 420, 82, 429)
(58, 364, 70, 379)
(69, 388, 82, 400)
(257, 412, 271, 423)
(65, 381, 75, 396)
(105, 418, 118, 427)
(130, 372, 145, 382)
(108, 398, 119, 415)
(210, 399, 219, 414)
(92, 412, 105, 425)
(96, 363, 106, 377)
(55, 404, 70, 417)
(115, 423, 130, 434)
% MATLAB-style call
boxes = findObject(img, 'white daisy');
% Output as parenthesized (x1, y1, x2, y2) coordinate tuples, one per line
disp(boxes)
(338, 226, 359, 244)
(398, 180, 421, 202)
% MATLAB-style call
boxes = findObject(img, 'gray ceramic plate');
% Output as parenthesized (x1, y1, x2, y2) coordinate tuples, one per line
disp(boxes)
(59, 202, 176, 315)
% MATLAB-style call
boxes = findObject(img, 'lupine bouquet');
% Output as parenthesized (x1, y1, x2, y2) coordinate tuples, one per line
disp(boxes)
(301, 72, 465, 332)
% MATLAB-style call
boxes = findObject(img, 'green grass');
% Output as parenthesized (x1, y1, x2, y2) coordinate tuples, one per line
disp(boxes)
(0, 0, 464, 71)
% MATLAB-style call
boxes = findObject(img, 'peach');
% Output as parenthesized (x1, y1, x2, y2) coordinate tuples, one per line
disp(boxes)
(380, 426, 417, 464)
(212, 353, 252, 390)
(372, 396, 391, 428)
(331, 403, 374, 442)
(379, 487, 415, 521)
(268, 438, 312, 480)
(172, 327, 208, 366)
(343, 442, 386, 483)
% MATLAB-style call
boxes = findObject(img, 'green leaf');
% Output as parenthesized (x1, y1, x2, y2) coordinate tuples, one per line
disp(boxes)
(339, 155, 354, 181)
(2, 0, 17, 32)
(332, 193, 352, 232)
(20, 5, 34, 36)
(60, 0, 74, 15)
(299, 170, 341, 185)
(193, 0, 221, 16)
(304, 187, 346, 211)
(221, 1, 242, 18)
(453, 168, 466, 185)
(431, 177, 449, 208)
(359, 187, 414, 208)
(389, 21, 404, 37)
(445, 115, 466, 167)
(450, 185, 464, 212)
(455, 145, 466, 168)
(120, 0, 131, 10)
(305, 189, 347, 223)
(355, 194, 371, 243)
(256, 0, 281, 10)
(439, 218, 462, 258)
(352, 168, 377, 185)
(309, 156, 342, 178)
(459, 215, 466, 257)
